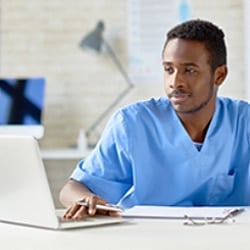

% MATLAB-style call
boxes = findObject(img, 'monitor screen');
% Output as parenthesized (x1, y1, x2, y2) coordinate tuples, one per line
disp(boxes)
(0, 78, 46, 139)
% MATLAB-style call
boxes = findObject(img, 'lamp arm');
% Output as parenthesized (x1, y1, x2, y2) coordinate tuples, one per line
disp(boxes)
(103, 39, 134, 88)
(85, 38, 134, 140)
(86, 85, 133, 137)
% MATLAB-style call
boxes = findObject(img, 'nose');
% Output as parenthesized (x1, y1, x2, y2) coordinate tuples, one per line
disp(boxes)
(169, 71, 185, 89)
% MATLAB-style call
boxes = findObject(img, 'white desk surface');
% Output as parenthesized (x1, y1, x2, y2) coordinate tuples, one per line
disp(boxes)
(1, 210, 250, 250)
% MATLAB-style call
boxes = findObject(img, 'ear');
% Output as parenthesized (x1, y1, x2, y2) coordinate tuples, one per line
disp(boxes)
(214, 65, 228, 86)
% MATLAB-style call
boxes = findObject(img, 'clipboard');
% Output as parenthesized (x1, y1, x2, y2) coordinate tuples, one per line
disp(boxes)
(122, 205, 245, 220)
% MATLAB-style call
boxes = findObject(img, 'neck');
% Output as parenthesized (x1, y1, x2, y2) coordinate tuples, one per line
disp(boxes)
(177, 107, 215, 143)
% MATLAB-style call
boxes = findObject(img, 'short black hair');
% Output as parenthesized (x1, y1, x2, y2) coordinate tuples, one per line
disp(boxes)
(162, 19, 227, 71)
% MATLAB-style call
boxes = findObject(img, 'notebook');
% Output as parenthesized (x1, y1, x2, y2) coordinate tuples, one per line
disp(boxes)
(0, 135, 125, 229)
(0, 78, 45, 139)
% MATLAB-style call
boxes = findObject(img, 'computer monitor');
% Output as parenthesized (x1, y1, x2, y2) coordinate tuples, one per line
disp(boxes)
(0, 77, 46, 139)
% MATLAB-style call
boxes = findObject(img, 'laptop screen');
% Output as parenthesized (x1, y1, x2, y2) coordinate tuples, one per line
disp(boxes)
(0, 77, 46, 139)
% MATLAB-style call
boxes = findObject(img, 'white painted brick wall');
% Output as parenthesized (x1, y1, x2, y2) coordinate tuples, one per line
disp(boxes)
(0, 0, 246, 148)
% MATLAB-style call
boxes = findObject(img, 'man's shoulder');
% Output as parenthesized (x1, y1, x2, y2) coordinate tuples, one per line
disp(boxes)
(121, 97, 170, 113)
(217, 97, 250, 120)
(218, 97, 250, 110)
(110, 97, 171, 126)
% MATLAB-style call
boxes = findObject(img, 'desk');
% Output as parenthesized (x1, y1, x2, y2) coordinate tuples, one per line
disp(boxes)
(0, 210, 249, 250)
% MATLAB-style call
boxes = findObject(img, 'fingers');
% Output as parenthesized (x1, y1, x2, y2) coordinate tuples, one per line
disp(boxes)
(97, 209, 121, 217)
(63, 195, 107, 220)
(85, 196, 98, 215)
(64, 203, 87, 220)
(84, 195, 109, 215)
(108, 211, 121, 217)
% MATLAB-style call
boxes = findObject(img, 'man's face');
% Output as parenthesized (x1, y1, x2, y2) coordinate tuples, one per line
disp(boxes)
(162, 38, 217, 114)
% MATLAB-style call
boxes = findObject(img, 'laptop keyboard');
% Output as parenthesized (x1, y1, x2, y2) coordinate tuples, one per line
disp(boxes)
(56, 209, 125, 228)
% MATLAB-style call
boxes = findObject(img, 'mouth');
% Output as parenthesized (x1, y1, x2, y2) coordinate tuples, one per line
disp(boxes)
(169, 92, 191, 104)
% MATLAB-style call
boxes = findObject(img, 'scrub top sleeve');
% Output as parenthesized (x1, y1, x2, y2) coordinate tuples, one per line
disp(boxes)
(248, 105, 250, 146)
(70, 110, 133, 204)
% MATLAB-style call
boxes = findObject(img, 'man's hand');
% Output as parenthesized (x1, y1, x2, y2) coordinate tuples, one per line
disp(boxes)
(60, 179, 121, 220)
(63, 195, 120, 220)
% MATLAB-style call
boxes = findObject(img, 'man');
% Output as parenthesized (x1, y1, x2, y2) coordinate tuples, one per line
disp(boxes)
(60, 19, 250, 220)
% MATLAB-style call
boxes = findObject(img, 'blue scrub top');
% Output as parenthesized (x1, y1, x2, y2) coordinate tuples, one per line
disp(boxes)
(71, 97, 250, 208)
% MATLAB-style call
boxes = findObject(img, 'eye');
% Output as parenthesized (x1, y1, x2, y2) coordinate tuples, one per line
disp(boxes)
(164, 66, 174, 74)
(185, 67, 196, 74)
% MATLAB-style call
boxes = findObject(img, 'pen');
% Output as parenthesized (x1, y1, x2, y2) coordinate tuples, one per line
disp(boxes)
(218, 208, 245, 224)
(77, 201, 123, 213)
(225, 208, 245, 219)
(183, 207, 245, 226)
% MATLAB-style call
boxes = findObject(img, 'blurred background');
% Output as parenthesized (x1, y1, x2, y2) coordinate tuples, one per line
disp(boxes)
(0, 0, 249, 149)
(0, 0, 249, 207)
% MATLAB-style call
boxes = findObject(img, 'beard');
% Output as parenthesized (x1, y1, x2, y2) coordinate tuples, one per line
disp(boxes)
(169, 81, 215, 114)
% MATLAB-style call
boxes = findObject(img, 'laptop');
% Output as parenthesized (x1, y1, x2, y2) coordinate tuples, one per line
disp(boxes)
(0, 135, 125, 229)
(0, 78, 45, 139)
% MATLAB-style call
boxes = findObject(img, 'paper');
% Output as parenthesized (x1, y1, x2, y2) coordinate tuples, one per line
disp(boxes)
(127, 0, 191, 84)
(122, 205, 244, 220)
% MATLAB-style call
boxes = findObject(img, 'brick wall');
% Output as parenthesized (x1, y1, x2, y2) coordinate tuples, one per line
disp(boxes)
(0, 0, 246, 148)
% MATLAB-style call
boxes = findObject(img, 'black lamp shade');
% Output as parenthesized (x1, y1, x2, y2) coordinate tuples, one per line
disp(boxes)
(79, 21, 134, 146)
(79, 21, 105, 52)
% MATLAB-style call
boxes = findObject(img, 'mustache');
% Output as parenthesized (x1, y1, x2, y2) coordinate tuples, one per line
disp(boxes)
(168, 90, 191, 98)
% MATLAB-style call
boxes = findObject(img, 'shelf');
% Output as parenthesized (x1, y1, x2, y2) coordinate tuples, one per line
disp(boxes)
(41, 148, 92, 160)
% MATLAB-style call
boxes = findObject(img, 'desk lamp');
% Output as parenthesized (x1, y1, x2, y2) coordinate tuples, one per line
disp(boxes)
(79, 21, 134, 147)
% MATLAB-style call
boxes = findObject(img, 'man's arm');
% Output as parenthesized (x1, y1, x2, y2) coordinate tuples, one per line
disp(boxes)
(59, 179, 95, 208)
